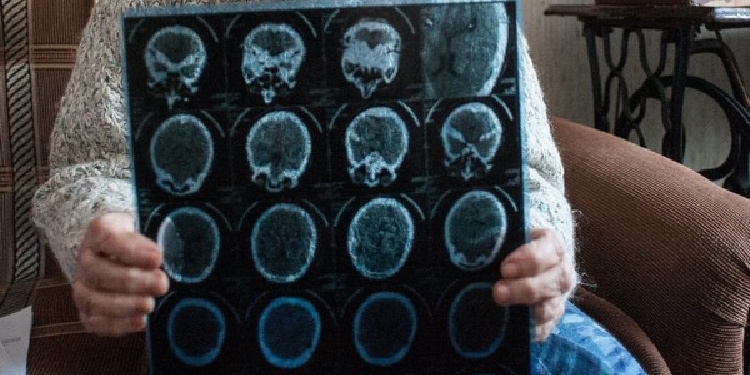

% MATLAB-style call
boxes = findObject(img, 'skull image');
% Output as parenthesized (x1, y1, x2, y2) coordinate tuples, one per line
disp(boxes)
(346, 107, 409, 188)
(341, 19, 402, 99)
(145, 26, 207, 110)
(441, 102, 503, 181)
(156, 207, 220, 284)
(348, 198, 415, 279)
(444, 190, 507, 271)
(448, 283, 508, 359)
(246, 111, 311, 193)
(251, 203, 317, 284)
(242, 23, 306, 104)
(150, 114, 214, 196)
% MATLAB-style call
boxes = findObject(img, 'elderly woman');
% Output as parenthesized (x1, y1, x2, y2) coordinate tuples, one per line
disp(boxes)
(32, 1, 647, 374)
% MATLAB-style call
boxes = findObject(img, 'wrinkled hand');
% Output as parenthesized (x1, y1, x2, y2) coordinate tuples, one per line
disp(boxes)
(492, 228, 573, 342)
(73, 212, 169, 336)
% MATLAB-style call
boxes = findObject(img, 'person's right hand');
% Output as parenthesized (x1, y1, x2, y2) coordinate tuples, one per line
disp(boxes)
(73, 212, 169, 336)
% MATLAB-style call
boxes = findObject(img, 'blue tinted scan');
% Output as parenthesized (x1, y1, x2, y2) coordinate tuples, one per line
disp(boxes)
(353, 291, 418, 366)
(167, 298, 227, 367)
(258, 297, 322, 368)
(123, 0, 528, 374)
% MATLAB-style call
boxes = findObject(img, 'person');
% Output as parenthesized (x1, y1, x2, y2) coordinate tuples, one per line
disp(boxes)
(31, 0, 647, 374)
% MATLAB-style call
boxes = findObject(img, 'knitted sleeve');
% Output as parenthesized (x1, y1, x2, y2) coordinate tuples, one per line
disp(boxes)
(32, 1, 134, 282)
(520, 36, 578, 297)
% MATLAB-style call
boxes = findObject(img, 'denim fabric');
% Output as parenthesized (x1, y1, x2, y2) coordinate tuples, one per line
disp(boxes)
(531, 301, 648, 375)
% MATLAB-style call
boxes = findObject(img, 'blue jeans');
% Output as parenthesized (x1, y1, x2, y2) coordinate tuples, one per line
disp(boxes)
(532, 302, 648, 375)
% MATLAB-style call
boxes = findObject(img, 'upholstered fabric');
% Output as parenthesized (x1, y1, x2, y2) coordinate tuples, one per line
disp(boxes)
(573, 288, 671, 375)
(552, 116, 750, 375)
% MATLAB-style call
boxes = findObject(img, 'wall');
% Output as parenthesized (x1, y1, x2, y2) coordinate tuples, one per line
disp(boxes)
(524, 0, 750, 175)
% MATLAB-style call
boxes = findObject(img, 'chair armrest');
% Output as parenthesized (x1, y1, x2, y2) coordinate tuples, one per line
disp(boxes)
(551, 117, 750, 375)
(574, 287, 671, 375)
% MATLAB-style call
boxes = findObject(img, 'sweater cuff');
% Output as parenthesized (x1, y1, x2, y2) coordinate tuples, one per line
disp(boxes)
(33, 175, 133, 282)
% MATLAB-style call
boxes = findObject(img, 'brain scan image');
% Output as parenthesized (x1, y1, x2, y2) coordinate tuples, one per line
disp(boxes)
(242, 23, 306, 104)
(353, 291, 418, 366)
(445, 191, 507, 271)
(421, 3, 508, 98)
(246, 111, 311, 193)
(156, 207, 221, 283)
(145, 26, 207, 110)
(341, 18, 402, 99)
(167, 298, 227, 367)
(442, 102, 503, 181)
(348, 198, 415, 279)
(251, 203, 317, 283)
(127, 2, 526, 373)
(346, 107, 409, 188)
(448, 283, 509, 359)
(258, 297, 322, 369)
(150, 114, 214, 196)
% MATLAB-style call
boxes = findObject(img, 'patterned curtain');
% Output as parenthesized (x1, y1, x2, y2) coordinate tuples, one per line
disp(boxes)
(0, 0, 41, 317)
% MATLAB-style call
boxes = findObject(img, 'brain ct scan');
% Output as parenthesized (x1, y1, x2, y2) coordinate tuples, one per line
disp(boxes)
(442, 102, 503, 181)
(156, 207, 221, 283)
(150, 114, 214, 196)
(246, 111, 312, 193)
(353, 291, 418, 366)
(258, 297, 322, 369)
(445, 191, 507, 271)
(348, 198, 415, 279)
(126, 1, 526, 373)
(448, 283, 509, 359)
(145, 26, 207, 109)
(421, 2, 508, 98)
(167, 298, 227, 367)
(346, 107, 409, 188)
(242, 23, 306, 104)
(251, 203, 317, 283)
(341, 18, 402, 99)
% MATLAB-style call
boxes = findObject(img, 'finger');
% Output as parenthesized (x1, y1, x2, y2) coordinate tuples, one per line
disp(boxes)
(493, 262, 573, 304)
(93, 231, 162, 269)
(534, 296, 565, 326)
(73, 281, 157, 318)
(534, 319, 557, 343)
(500, 228, 564, 279)
(81, 315, 148, 337)
(79, 249, 168, 295)
(85, 212, 136, 241)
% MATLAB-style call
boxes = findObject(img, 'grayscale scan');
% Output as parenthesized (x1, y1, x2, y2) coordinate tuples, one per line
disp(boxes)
(122, 0, 529, 374)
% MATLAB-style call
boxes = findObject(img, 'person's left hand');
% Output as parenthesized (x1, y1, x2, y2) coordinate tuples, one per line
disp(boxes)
(492, 228, 574, 343)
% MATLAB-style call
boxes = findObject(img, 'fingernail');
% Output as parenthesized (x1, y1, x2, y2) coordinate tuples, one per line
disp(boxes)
(502, 262, 518, 278)
(493, 284, 509, 303)
(155, 272, 169, 295)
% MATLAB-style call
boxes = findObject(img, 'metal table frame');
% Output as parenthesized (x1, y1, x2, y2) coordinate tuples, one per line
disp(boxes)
(546, 5, 750, 197)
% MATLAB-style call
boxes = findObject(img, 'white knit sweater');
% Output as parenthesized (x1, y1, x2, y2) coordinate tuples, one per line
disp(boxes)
(32, 0, 576, 290)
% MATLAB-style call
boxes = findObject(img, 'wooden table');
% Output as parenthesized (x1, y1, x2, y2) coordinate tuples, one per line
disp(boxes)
(546, 5, 750, 198)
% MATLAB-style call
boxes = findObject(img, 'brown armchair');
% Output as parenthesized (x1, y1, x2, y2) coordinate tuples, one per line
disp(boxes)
(552, 117, 750, 375)
(14, 120, 750, 375)
(0, 2, 747, 374)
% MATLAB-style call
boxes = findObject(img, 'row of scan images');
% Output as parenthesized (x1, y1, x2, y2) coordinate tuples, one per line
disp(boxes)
(149, 191, 513, 284)
(153, 283, 512, 371)
(139, 99, 515, 196)
(128, 2, 515, 109)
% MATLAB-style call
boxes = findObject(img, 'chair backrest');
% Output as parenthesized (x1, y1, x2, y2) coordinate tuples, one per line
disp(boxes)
(0, 0, 94, 317)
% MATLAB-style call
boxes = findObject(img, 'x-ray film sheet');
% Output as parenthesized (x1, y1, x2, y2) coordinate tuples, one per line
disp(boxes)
(122, 0, 529, 374)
